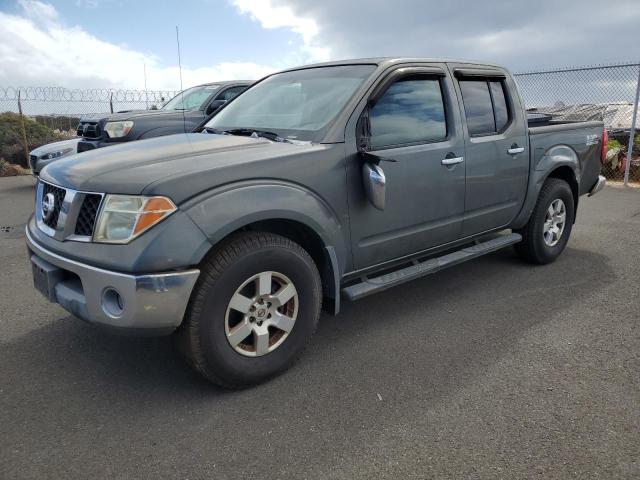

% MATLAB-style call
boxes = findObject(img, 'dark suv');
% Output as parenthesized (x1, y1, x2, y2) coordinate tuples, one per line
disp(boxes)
(76, 81, 251, 153)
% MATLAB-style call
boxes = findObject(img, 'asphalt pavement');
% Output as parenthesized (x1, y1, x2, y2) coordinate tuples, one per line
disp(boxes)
(1, 175, 638, 479)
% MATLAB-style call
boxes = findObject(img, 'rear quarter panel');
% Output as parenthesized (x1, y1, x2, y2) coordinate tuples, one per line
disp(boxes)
(529, 121, 603, 194)
(511, 121, 603, 229)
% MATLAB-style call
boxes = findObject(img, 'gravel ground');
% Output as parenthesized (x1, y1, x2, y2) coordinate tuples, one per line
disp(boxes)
(0, 175, 638, 479)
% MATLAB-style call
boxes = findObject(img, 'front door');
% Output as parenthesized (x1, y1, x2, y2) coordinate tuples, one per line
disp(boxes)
(347, 65, 467, 270)
(450, 66, 529, 236)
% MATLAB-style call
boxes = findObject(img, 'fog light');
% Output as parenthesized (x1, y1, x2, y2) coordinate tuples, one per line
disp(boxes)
(102, 287, 125, 318)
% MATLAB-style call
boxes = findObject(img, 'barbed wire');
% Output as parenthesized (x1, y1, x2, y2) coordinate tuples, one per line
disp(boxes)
(0, 87, 180, 102)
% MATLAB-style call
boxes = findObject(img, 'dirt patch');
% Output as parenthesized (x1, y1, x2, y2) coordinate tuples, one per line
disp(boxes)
(0, 159, 31, 177)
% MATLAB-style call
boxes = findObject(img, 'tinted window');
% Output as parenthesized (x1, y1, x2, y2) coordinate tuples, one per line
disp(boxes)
(369, 78, 446, 148)
(459, 80, 495, 135)
(162, 85, 220, 111)
(490, 81, 509, 131)
(220, 86, 246, 101)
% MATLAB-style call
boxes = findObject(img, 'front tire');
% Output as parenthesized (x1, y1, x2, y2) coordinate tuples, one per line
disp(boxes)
(178, 231, 322, 388)
(515, 178, 575, 264)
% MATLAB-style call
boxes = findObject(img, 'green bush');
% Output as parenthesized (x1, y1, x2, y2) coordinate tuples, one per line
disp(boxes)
(0, 112, 65, 167)
(607, 138, 623, 150)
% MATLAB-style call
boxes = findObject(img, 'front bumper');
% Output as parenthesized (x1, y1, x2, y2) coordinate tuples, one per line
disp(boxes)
(588, 175, 607, 197)
(26, 227, 200, 335)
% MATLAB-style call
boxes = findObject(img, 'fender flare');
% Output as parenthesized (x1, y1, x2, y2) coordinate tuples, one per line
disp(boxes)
(511, 145, 580, 229)
(182, 180, 348, 313)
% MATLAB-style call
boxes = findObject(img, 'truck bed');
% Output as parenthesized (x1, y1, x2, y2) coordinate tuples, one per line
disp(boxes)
(528, 120, 604, 195)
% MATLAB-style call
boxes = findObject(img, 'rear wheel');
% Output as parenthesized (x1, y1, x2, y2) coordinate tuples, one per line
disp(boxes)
(177, 231, 322, 388)
(515, 178, 575, 264)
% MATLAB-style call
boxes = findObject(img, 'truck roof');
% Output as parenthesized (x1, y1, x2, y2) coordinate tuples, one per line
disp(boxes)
(278, 57, 505, 73)
(195, 80, 253, 87)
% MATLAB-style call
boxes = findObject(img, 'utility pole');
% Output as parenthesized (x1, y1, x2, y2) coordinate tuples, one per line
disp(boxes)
(17, 90, 30, 168)
(623, 65, 640, 186)
(144, 62, 149, 110)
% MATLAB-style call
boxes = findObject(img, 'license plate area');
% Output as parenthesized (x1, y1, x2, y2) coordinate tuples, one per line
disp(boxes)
(31, 255, 64, 302)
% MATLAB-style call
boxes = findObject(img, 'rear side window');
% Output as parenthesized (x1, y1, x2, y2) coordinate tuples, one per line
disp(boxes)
(369, 78, 447, 149)
(459, 79, 511, 136)
(490, 81, 509, 131)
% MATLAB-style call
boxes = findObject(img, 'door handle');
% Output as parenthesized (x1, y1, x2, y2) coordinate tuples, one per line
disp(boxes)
(441, 156, 464, 166)
(508, 146, 525, 155)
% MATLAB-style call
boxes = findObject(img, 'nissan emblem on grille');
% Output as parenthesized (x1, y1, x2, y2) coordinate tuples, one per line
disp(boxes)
(42, 193, 56, 222)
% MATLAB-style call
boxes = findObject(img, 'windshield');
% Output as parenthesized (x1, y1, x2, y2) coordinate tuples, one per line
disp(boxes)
(162, 85, 220, 111)
(205, 65, 375, 141)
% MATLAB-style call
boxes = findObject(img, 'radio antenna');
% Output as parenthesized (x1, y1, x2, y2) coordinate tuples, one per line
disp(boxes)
(175, 26, 186, 133)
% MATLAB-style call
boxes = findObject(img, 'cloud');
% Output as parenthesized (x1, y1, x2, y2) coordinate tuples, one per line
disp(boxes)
(259, 0, 640, 70)
(0, 0, 277, 89)
(230, 0, 330, 64)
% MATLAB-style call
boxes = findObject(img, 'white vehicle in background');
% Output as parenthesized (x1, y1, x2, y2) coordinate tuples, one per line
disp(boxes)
(28, 137, 80, 176)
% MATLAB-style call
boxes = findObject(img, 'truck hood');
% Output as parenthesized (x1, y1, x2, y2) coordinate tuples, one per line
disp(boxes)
(80, 109, 190, 123)
(29, 137, 81, 158)
(40, 133, 326, 204)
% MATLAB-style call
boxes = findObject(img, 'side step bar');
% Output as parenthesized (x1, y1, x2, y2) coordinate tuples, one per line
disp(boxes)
(342, 233, 522, 301)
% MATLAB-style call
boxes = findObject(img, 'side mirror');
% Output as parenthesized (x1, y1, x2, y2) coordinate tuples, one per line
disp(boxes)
(357, 109, 394, 211)
(362, 162, 386, 211)
(206, 99, 227, 115)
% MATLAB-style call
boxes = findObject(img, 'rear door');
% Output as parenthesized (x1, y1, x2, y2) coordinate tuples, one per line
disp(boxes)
(449, 65, 529, 236)
(346, 64, 467, 269)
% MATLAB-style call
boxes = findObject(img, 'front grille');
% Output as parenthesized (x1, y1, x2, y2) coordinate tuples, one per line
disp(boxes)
(77, 122, 101, 139)
(74, 194, 102, 236)
(37, 180, 104, 241)
(41, 182, 66, 229)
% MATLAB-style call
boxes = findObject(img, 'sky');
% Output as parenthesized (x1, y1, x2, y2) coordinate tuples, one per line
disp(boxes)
(0, 0, 639, 91)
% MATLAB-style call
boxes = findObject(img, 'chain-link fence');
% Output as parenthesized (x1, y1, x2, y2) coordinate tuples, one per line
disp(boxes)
(0, 87, 178, 169)
(1, 63, 639, 182)
(513, 62, 640, 184)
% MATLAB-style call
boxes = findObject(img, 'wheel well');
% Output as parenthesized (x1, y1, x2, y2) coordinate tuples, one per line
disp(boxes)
(217, 219, 337, 313)
(547, 166, 579, 219)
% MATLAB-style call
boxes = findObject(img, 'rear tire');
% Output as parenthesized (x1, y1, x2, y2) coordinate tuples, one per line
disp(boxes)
(515, 178, 575, 264)
(177, 231, 322, 389)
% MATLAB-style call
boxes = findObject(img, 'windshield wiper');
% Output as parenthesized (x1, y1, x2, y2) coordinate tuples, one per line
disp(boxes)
(221, 128, 291, 143)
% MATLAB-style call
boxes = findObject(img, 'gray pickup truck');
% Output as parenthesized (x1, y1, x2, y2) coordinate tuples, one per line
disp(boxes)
(27, 58, 606, 388)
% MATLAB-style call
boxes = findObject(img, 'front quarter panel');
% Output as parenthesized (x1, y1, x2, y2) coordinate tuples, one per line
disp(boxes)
(183, 181, 349, 274)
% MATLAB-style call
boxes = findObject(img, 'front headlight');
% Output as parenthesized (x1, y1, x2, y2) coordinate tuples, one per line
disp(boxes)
(93, 194, 176, 244)
(41, 147, 74, 160)
(104, 121, 134, 138)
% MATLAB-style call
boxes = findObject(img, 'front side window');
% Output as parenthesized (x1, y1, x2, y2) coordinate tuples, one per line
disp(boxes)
(459, 79, 511, 136)
(206, 65, 375, 141)
(219, 86, 247, 101)
(162, 85, 220, 111)
(369, 77, 447, 149)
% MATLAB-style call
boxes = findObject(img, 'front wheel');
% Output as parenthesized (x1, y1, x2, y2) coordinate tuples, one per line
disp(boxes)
(177, 231, 322, 388)
(515, 178, 575, 264)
